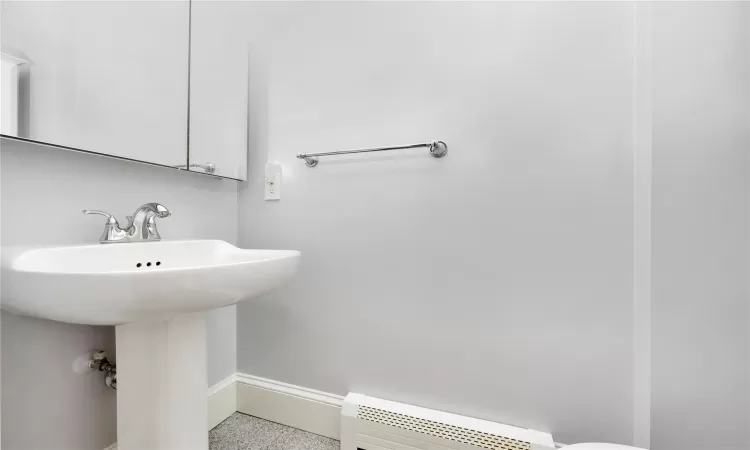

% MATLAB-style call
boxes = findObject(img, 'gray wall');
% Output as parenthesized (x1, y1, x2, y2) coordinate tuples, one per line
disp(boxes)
(232, 2, 750, 447)
(0, 139, 238, 450)
(651, 3, 750, 450)
(234, 2, 636, 445)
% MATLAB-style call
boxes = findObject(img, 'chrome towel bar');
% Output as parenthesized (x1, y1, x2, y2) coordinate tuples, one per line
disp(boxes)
(297, 140, 448, 167)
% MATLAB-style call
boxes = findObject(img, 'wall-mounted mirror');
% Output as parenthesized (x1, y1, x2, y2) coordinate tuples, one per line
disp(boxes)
(0, 1, 248, 181)
(188, 1, 248, 181)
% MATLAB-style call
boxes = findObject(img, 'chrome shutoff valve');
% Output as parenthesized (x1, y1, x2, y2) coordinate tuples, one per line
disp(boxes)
(88, 350, 117, 390)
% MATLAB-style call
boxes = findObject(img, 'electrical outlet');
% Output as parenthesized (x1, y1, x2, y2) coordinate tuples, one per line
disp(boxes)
(264, 161, 282, 200)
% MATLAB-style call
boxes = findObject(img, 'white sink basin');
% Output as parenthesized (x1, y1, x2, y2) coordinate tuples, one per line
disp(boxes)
(1, 239, 300, 325)
(2, 238, 300, 450)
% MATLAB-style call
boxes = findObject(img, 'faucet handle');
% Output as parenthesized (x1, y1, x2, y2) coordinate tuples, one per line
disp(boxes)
(82, 210, 118, 226)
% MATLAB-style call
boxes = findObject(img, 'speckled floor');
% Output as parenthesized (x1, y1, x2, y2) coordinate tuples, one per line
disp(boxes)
(209, 412, 341, 450)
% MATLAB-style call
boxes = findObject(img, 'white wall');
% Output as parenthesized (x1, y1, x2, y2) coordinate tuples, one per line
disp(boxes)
(650, 3, 750, 450)
(0, 138, 238, 450)
(233, 2, 636, 445)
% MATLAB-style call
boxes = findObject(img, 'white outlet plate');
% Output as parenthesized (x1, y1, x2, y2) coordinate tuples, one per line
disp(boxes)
(264, 162, 282, 201)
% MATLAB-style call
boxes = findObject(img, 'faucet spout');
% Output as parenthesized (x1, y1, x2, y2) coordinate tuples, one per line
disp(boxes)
(138, 203, 170, 217)
(129, 203, 170, 240)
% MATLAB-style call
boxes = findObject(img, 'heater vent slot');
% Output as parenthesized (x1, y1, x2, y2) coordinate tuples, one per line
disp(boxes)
(357, 405, 532, 450)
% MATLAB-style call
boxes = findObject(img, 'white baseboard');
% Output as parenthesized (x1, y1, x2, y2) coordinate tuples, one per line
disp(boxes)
(235, 373, 344, 440)
(208, 373, 239, 429)
(208, 372, 345, 439)
(101, 372, 344, 450)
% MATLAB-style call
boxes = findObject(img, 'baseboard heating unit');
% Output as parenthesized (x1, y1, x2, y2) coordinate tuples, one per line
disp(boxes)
(341, 393, 556, 450)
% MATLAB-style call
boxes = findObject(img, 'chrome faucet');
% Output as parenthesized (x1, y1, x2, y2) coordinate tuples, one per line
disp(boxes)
(83, 203, 171, 244)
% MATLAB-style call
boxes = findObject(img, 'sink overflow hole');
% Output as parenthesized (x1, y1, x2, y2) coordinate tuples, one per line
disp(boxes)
(136, 261, 162, 268)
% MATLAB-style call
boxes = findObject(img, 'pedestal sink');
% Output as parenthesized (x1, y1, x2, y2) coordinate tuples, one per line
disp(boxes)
(1, 240, 300, 450)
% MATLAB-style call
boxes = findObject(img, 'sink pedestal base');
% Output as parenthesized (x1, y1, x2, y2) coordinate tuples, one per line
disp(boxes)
(116, 312, 208, 450)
